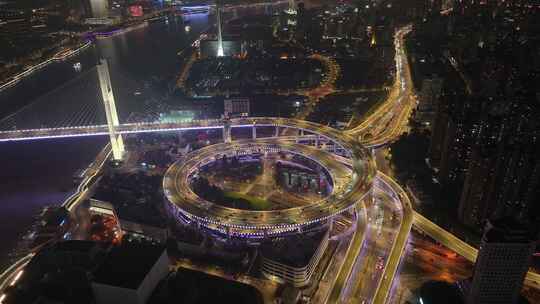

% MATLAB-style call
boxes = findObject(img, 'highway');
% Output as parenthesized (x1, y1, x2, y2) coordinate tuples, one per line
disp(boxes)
(322, 170, 413, 304)
(413, 211, 540, 288)
(164, 136, 375, 236)
(371, 172, 413, 304)
(0, 23, 419, 303)
(0, 144, 112, 299)
(346, 25, 416, 148)
(326, 198, 368, 304)
(0, 117, 363, 150)
(344, 184, 401, 303)
(6, 18, 538, 304)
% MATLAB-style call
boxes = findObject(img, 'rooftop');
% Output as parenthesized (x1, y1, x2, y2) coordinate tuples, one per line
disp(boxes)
(483, 217, 535, 244)
(260, 229, 327, 267)
(92, 243, 166, 289)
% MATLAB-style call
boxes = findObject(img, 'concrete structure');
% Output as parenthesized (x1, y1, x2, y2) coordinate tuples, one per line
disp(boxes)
(92, 244, 169, 304)
(216, 0, 224, 57)
(88, 0, 108, 18)
(97, 59, 125, 161)
(222, 120, 232, 143)
(224, 98, 250, 118)
(120, 220, 169, 243)
(261, 230, 329, 287)
(163, 127, 375, 238)
(466, 218, 535, 304)
(200, 39, 242, 58)
(285, 0, 296, 15)
(415, 76, 443, 127)
(89, 199, 116, 218)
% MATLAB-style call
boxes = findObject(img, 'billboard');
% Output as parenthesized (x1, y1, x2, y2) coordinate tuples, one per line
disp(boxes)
(129, 5, 143, 17)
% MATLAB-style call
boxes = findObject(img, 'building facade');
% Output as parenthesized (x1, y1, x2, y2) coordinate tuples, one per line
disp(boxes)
(224, 98, 250, 118)
(261, 230, 329, 287)
(467, 218, 535, 304)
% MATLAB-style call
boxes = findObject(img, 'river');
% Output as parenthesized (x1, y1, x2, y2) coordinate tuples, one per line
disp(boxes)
(0, 13, 212, 268)
(0, 1, 290, 270)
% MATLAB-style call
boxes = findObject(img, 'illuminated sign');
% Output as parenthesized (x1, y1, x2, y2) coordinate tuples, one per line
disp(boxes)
(129, 5, 143, 17)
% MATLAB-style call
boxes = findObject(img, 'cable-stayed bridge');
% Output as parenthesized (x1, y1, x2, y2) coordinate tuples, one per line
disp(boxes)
(0, 57, 362, 162)
(0, 67, 174, 131)
(0, 59, 182, 157)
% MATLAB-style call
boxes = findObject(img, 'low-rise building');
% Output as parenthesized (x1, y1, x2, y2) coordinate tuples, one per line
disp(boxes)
(260, 229, 329, 287)
(120, 219, 168, 243)
(92, 244, 169, 304)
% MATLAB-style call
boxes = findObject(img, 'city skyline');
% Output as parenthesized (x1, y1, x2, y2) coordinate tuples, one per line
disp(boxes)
(0, 0, 538, 303)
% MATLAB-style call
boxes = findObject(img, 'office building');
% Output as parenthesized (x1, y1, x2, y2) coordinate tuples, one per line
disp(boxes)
(415, 76, 443, 127)
(92, 244, 169, 304)
(88, 0, 109, 18)
(467, 218, 535, 304)
(260, 230, 329, 287)
(224, 98, 250, 118)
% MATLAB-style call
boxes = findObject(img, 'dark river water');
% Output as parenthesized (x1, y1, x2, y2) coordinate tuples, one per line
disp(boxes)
(0, 13, 212, 268)
(0, 2, 288, 269)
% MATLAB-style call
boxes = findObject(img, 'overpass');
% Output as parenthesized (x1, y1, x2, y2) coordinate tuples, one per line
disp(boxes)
(0, 26, 416, 153)
(0, 118, 357, 149)
(4, 23, 535, 304)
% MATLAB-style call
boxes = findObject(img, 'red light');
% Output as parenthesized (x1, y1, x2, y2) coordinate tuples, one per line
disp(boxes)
(129, 5, 143, 17)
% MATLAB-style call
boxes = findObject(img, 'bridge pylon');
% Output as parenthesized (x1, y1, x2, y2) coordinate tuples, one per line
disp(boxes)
(97, 59, 125, 161)
(223, 120, 232, 143)
(216, 0, 224, 57)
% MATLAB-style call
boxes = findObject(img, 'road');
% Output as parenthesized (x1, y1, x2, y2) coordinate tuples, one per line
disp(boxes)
(413, 211, 540, 288)
(371, 172, 413, 304)
(326, 199, 368, 304)
(0, 144, 111, 298)
(346, 25, 416, 148)
(0, 22, 418, 304)
(389, 230, 474, 303)
(8, 18, 538, 304)
(164, 136, 375, 236)
(340, 183, 401, 304)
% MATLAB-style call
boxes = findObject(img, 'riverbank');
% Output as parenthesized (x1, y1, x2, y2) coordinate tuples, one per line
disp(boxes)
(0, 0, 288, 281)
(0, 40, 93, 92)
(0, 137, 107, 270)
(87, 21, 150, 40)
(0, 9, 171, 93)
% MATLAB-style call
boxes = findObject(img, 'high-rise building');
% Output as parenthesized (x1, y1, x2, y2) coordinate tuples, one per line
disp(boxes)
(458, 101, 506, 227)
(432, 85, 478, 189)
(466, 218, 535, 304)
(224, 98, 250, 118)
(428, 93, 449, 168)
(415, 76, 443, 127)
(422, 0, 540, 232)
(458, 64, 540, 229)
(88, 0, 109, 18)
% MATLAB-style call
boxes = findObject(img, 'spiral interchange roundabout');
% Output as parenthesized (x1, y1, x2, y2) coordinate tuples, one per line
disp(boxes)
(163, 118, 376, 238)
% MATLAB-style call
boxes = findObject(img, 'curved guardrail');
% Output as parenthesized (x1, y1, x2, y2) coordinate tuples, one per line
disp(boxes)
(163, 119, 377, 237)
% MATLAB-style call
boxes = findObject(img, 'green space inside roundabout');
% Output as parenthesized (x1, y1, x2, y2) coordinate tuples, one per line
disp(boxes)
(223, 191, 271, 211)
